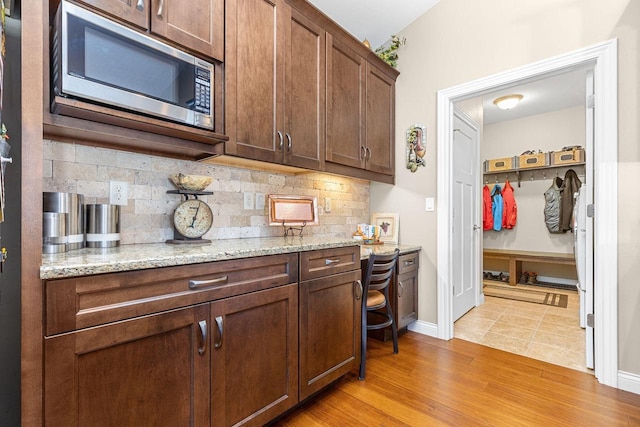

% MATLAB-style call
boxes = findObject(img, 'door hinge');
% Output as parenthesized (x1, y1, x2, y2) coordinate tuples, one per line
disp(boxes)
(587, 94, 595, 109)
(587, 313, 594, 328)
(587, 204, 595, 218)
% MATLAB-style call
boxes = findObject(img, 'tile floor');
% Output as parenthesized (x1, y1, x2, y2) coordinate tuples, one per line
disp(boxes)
(454, 280, 591, 373)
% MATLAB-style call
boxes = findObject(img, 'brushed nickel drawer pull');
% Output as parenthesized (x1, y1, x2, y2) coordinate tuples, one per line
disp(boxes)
(198, 320, 207, 355)
(398, 281, 405, 297)
(189, 276, 229, 289)
(157, 0, 164, 17)
(136, 0, 144, 11)
(325, 258, 340, 266)
(286, 133, 292, 151)
(355, 280, 363, 300)
(214, 316, 224, 349)
(403, 259, 415, 266)
(277, 131, 284, 150)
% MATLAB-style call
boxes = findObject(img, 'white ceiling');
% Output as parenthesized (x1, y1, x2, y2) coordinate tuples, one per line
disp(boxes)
(482, 69, 588, 125)
(309, 0, 587, 124)
(308, 0, 439, 49)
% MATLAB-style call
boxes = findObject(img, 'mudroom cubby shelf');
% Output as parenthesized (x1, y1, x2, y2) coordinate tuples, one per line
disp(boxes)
(483, 163, 585, 187)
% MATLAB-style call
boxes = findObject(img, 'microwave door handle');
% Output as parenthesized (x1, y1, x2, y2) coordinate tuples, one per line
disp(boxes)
(136, 0, 144, 11)
(157, 0, 164, 17)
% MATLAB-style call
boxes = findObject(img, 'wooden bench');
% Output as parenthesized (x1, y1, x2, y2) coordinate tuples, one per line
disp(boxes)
(483, 248, 576, 286)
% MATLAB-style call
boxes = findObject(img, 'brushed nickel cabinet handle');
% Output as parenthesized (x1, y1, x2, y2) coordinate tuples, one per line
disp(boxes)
(360, 145, 366, 160)
(325, 258, 340, 266)
(277, 131, 284, 150)
(214, 316, 223, 349)
(286, 133, 292, 151)
(398, 281, 405, 297)
(355, 280, 363, 300)
(157, 0, 164, 17)
(365, 147, 372, 160)
(136, 0, 144, 11)
(198, 320, 207, 355)
(189, 276, 228, 289)
(403, 259, 415, 266)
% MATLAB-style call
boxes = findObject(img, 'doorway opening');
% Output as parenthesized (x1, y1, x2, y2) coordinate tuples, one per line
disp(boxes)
(436, 40, 618, 387)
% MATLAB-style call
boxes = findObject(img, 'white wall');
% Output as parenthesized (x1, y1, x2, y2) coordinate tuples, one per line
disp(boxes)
(482, 106, 585, 254)
(370, 0, 640, 374)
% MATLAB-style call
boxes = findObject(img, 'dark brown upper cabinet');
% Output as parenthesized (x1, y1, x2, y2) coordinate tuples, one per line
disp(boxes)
(75, 0, 224, 61)
(224, 0, 325, 170)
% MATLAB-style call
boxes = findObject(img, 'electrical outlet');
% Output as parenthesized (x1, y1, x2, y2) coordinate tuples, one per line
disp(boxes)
(244, 192, 255, 210)
(325, 198, 332, 213)
(255, 193, 265, 210)
(109, 181, 128, 205)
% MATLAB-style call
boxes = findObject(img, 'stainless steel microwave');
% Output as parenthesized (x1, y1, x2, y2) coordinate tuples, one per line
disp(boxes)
(51, 1, 214, 130)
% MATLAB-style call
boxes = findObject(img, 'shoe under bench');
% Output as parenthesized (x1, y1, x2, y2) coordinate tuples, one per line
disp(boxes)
(483, 248, 576, 286)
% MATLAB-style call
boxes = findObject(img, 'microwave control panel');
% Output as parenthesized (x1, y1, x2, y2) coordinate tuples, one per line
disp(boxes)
(194, 67, 211, 115)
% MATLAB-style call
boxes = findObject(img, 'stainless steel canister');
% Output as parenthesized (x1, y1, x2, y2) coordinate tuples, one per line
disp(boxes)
(86, 204, 120, 248)
(43, 192, 85, 250)
(43, 212, 67, 253)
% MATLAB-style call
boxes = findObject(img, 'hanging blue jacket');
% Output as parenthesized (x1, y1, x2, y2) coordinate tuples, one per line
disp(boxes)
(491, 184, 503, 231)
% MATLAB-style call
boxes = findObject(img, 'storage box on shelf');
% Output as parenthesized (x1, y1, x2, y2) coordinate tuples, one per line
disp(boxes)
(550, 148, 585, 165)
(484, 157, 516, 172)
(517, 152, 548, 169)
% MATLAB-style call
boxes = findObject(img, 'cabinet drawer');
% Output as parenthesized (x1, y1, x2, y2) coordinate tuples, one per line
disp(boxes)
(398, 252, 419, 274)
(299, 246, 360, 281)
(45, 253, 298, 336)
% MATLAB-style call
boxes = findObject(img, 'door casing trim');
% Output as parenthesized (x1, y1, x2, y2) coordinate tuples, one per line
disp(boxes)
(435, 39, 618, 387)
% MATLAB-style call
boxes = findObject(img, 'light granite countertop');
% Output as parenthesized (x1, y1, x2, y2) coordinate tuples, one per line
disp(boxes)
(41, 237, 421, 279)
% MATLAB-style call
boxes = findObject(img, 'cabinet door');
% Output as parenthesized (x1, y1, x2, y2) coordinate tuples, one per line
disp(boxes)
(76, 0, 150, 29)
(210, 284, 298, 427)
(225, 0, 287, 162)
(299, 269, 361, 400)
(44, 305, 210, 427)
(284, 9, 325, 170)
(150, 0, 224, 61)
(397, 270, 418, 329)
(325, 33, 365, 170)
(397, 252, 419, 329)
(365, 62, 395, 175)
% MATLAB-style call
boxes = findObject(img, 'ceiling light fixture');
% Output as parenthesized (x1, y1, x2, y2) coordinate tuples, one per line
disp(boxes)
(493, 94, 523, 110)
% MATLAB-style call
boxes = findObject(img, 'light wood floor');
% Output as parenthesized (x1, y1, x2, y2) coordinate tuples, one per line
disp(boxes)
(271, 332, 640, 426)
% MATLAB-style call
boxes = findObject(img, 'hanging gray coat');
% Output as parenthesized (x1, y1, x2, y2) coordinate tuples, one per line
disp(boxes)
(560, 169, 582, 232)
(544, 177, 564, 233)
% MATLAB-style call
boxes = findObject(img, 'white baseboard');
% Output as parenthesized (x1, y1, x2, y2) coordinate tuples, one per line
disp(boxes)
(407, 320, 438, 338)
(618, 371, 640, 395)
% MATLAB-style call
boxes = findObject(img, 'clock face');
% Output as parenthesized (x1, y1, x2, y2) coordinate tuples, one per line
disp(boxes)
(173, 199, 213, 239)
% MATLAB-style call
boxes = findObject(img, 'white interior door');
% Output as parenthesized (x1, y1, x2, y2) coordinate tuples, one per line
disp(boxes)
(452, 109, 480, 321)
(584, 69, 595, 369)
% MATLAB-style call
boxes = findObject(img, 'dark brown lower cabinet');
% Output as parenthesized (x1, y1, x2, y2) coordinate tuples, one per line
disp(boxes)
(210, 283, 298, 426)
(43, 247, 361, 426)
(44, 304, 211, 427)
(363, 250, 419, 342)
(299, 269, 361, 400)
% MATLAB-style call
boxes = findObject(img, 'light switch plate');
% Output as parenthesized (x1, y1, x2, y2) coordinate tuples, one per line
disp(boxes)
(425, 197, 435, 212)
(255, 193, 265, 210)
(244, 192, 255, 210)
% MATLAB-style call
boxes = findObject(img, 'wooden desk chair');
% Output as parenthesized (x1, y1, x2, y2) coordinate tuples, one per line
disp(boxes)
(359, 249, 399, 380)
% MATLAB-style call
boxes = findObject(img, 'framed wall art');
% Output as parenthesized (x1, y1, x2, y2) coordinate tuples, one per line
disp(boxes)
(371, 212, 399, 244)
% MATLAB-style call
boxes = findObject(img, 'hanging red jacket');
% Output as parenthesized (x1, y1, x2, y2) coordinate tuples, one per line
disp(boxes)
(482, 185, 493, 230)
(502, 179, 517, 229)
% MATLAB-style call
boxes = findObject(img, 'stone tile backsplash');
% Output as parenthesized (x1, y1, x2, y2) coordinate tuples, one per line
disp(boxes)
(43, 140, 370, 244)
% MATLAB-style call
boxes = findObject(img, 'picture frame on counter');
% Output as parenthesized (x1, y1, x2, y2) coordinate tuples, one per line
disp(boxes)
(371, 212, 399, 244)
